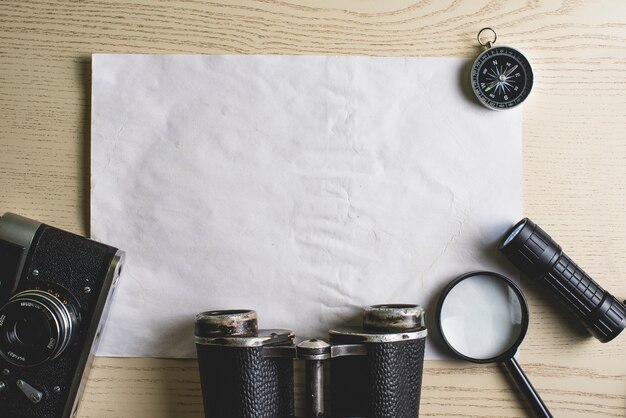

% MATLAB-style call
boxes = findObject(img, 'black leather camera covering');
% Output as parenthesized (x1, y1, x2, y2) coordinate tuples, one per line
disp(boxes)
(0, 239, 25, 301)
(0, 225, 118, 418)
(197, 344, 294, 418)
(331, 337, 426, 418)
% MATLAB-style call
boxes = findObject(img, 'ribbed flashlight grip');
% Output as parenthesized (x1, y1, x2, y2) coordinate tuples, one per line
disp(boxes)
(501, 218, 626, 342)
(543, 253, 626, 342)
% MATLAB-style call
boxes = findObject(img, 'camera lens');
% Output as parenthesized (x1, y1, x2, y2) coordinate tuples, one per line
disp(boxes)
(0, 284, 80, 367)
(13, 310, 52, 347)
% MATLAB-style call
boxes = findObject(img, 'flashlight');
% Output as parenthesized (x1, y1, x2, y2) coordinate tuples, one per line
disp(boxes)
(499, 218, 626, 342)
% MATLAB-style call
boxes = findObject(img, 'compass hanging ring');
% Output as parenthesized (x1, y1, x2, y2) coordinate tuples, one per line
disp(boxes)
(477, 27, 497, 49)
(470, 28, 534, 110)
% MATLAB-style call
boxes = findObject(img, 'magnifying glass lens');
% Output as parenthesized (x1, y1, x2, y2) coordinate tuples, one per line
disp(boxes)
(437, 272, 553, 418)
(439, 273, 524, 361)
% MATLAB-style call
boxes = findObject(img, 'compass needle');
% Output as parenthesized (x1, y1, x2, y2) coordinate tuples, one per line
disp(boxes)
(504, 64, 519, 77)
(484, 79, 499, 92)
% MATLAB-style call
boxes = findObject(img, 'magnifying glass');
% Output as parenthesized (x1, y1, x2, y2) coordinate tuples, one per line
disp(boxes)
(436, 271, 553, 418)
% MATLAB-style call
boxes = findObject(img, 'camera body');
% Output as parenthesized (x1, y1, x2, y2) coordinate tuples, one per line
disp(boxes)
(0, 213, 124, 418)
(195, 304, 427, 418)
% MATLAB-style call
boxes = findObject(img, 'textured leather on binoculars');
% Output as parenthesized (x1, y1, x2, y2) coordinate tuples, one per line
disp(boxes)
(197, 345, 294, 417)
(331, 338, 425, 417)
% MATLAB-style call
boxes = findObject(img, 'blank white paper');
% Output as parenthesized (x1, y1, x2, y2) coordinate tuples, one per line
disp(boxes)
(91, 54, 522, 359)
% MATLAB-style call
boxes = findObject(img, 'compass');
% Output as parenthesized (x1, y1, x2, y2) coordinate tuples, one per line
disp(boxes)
(470, 28, 534, 110)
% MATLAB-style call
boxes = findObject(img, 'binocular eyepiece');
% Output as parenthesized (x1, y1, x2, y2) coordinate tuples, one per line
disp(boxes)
(195, 304, 427, 418)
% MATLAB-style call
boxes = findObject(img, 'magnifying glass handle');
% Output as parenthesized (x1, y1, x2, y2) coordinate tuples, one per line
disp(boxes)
(504, 357, 553, 418)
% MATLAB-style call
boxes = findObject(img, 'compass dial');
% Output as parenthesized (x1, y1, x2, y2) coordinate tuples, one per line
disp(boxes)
(470, 46, 533, 110)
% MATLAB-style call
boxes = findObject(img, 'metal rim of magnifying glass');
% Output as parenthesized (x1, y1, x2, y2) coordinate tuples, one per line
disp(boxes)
(435, 271, 530, 364)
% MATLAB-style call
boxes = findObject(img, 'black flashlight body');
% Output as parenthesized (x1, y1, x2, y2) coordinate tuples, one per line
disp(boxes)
(500, 218, 626, 342)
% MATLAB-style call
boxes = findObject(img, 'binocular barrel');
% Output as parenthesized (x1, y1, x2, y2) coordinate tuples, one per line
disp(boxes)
(329, 305, 426, 418)
(195, 305, 427, 418)
(194, 310, 296, 417)
(500, 218, 626, 342)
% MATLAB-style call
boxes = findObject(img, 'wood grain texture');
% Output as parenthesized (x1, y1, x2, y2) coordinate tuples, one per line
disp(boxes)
(0, 0, 625, 416)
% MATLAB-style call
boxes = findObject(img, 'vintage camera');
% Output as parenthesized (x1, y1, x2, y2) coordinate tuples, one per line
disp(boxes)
(0, 213, 124, 418)
(195, 304, 427, 418)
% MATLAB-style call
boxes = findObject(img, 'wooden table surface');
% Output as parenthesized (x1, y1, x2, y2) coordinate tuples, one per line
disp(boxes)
(1, 1, 625, 417)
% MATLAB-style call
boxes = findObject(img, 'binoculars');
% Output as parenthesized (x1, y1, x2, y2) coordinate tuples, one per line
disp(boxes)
(194, 304, 427, 418)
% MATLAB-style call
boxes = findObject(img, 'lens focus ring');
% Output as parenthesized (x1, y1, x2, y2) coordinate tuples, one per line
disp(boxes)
(0, 286, 80, 367)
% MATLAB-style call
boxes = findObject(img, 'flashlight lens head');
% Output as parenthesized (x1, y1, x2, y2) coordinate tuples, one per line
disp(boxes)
(499, 218, 561, 280)
(501, 219, 527, 248)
